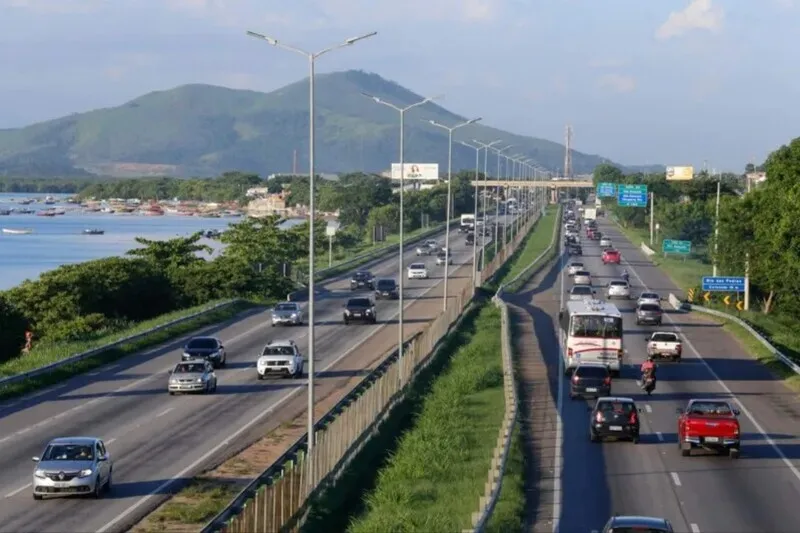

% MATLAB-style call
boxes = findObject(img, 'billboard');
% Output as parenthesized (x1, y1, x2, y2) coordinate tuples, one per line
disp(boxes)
(390, 163, 439, 180)
(666, 166, 694, 181)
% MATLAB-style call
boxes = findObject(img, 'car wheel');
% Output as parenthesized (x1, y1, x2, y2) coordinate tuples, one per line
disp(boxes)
(590, 432, 600, 443)
(257, 374, 263, 380)
(681, 447, 691, 457)
(169, 391, 175, 396)
(636, 320, 640, 325)
(344, 319, 349, 325)
(33, 493, 42, 500)
(729, 448, 740, 459)
(632, 435, 640, 444)
(92, 477, 103, 499)
(271, 323, 275, 327)
(105, 468, 113, 493)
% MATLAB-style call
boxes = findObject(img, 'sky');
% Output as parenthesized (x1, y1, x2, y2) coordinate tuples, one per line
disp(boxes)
(1, 0, 797, 172)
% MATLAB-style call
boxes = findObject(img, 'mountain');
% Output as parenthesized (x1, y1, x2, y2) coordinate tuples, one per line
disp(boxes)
(0, 70, 662, 178)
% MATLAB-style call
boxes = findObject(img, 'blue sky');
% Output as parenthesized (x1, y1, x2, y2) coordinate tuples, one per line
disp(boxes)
(1, 0, 796, 172)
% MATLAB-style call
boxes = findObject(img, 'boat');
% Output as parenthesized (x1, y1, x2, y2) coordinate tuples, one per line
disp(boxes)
(0, 209, 10, 216)
(36, 210, 56, 217)
(2, 228, 33, 235)
(12, 208, 35, 214)
(82, 229, 105, 235)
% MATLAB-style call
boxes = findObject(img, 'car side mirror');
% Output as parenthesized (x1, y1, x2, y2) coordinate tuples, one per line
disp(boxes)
(32, 456, 40, 462)
(733, 409, 741, 416)
(638, 408, 643, 413)
(98, 455, 108, 462)
(558, 311, 564, 319)
(675, 408, 683, 415)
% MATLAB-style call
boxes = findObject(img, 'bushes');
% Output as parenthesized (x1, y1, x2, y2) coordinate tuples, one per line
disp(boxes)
(0, 294, 27, 363)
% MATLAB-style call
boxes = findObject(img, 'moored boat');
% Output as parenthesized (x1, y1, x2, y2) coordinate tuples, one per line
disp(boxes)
(2, 228, 33, 235)
(82, 229, 105, 235)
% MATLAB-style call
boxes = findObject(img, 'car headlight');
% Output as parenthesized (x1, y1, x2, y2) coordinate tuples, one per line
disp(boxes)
(79, 468, 93, 478)
(170, 378, 178, 384)
(182, 352, 190, 358)
(365, 309, 372, 314)
(34, 469, 46, 478)
(291, 313, 298, 318)
(197, 378, 204, 383)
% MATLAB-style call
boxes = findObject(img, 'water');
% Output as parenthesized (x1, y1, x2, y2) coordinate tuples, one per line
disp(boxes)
(0, 193, 235, 290)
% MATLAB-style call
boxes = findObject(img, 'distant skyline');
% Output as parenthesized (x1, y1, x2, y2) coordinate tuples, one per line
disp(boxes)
(2, 0, 797, 172)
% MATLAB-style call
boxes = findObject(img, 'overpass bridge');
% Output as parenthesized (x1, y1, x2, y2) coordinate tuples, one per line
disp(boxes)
(469, 180, 594, 188)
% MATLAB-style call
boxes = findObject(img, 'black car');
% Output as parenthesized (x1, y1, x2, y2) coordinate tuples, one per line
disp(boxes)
(601, 515, 673, 532)
(568, 244, 582, 256)
(343, 297, 377, 324)
(465, 232, 475, 245)
(570, 363, 611, 399)
(181, 336, 227, 368)
(374, 278, 399, 300)
(349, 271, 375, 290)
(589, 397, 641, 443)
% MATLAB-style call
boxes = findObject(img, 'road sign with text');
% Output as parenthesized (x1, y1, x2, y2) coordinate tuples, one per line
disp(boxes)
(597, 182, 616, 197)
(662, 239, 691, 254)
(617, 184, 648, 207)
(702, 276, 746, 292)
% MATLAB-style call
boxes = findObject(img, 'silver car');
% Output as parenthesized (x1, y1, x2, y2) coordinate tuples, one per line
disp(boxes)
(567, 262, 584, 276)
(436, 252, 453, 266)
(573, 270, 592, 286)
(607, 280, 631, 299)
(168, 359, 218, 394)
(637, 292, 662, 307)
(32, 437, 112, 499)
(569, 285, 596, 301)
(271, 302, 303, 326)
(600, 237, 612, 247)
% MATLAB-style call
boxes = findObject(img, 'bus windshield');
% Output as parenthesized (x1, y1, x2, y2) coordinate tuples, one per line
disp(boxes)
(570, 315, 622, 339)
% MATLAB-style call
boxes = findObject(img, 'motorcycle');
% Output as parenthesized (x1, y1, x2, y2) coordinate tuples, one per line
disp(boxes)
(621, 271, 630, 283)
(640, 371, 656, 395)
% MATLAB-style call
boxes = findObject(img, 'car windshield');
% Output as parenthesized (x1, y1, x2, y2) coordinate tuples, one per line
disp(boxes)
(410, 264, 425, 270)
(377, 280, 395, 289)
(606, 528, 669, 533)
(570, 315, 623, 339)
(175, 363, 205, 373)
(438, 252, 446, 258)
(263, 346, 295, 356)
(348, 298, 371, 307)
(42, 444, 95, 461)
(572, 286, 592, 294)
(641, 293, 659, 299)
(639, 304, 661, 312)
(575, 271, 590, 277)
(689, 401, 733, 415)
(353, 272, 370, 279)
(576, 366, 608, 378)
(652, 333, 678, 342)
(605, 249, 618, 255)
(598, 401, 636, 415)
(570, 263, 584, 268)
(186, 338, 217, 350)
(274, 303, 297, 311)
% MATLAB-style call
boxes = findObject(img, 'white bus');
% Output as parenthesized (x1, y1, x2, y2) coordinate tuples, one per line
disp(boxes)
(559, 299, 624, 376)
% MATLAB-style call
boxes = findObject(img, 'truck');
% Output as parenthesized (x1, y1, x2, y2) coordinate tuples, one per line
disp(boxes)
(677, 399, 741, 458)
(583, 207, 597, 221)
(646, 332, 682, 361)
(460, 214, 475, 232)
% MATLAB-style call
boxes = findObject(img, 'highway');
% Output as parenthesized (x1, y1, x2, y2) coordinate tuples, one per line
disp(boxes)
(513, 214, 800, 533)
(0, 220, 498, 533)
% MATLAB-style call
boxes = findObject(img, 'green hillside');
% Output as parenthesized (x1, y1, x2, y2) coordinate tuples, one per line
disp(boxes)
(0, 70, 660, 178)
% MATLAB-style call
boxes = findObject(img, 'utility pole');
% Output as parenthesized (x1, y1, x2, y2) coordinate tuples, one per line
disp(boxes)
(564, 124, 573, 179)
(293, 149, 298, 175)
(713, 179, 721, 276)
(649, 192, 655, 246)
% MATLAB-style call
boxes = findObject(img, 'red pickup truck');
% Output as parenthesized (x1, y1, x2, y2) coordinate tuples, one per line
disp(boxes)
(677, 399, 741, 458)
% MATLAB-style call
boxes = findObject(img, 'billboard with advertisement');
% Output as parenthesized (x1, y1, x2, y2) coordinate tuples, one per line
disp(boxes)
(390, 163, 439, 180)
(666, 166, 694, 181)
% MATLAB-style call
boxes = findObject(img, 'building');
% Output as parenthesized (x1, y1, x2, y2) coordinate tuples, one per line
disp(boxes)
(246, 193, 289, 218)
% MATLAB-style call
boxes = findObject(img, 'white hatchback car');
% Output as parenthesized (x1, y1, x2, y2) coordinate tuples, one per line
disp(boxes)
(569, 285, 596, 301)
(637, 292, 661, 307)
(407, 263, 429, 279)
(600, 237, 612, 247)
(573, 270, 592, 286)
(607, 280, 631, 299)
(567, 262, 584, 276)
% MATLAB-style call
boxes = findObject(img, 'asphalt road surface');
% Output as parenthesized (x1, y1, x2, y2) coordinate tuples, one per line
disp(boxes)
(514, 215, 800, 533)
(0, 219, 502, 533)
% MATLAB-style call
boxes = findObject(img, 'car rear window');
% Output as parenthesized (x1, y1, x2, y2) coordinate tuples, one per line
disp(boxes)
(571, 286, 592, 294)
(640, 293, 658, 299)
(377, 280, 395, 289)
(575, 271, 590, 276)
(410, 263, 425, 269)
(570, 263, 584, 268)
(639, 304, 661, 311)
(187, 338, 217, 349)
(651, 333, 678, 342)
(576, 366, 609, 378)
(598, 401, 636, 415)
(607, 528, 669, 533)
(610, 281, 628, 287)
(347, 298, 371, 307)
(275, 303, 298, 311)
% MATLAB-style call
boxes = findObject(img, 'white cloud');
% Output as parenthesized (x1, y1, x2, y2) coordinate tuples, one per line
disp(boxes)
(589, 58, 626, 69)
(655, 0, 724, 40)
(3, 0, 107, 12)
(597, 74, 636, 93)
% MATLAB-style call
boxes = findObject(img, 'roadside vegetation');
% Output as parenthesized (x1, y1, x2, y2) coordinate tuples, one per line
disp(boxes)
(596, 136, 800, 374)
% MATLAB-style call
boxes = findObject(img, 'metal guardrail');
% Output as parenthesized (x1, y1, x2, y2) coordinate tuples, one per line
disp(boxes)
(0, 299, 244, 390)
(201, 210, 541, 533)
(467, 205, 562, 532)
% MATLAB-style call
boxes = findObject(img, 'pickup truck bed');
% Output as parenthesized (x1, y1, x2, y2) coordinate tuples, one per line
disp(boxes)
(647, 332, 682, 361)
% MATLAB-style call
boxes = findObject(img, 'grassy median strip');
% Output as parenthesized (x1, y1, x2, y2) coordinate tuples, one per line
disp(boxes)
(0, 300, 256, 401)
(613, 219, 800, 389)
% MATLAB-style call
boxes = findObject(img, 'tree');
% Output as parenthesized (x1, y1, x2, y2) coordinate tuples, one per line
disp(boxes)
(592, 163, 624, 187)
(127, 233, 211, 269)
(0, 294, 27, 363)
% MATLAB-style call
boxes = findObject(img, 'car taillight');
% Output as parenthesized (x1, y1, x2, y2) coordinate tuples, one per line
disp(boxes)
(595, 412, 605, 423)
(629, 412, 637, 424)
(676, 345, 682, 354)
(603, 377, 611, 385)
(567, 348, 573, 358)
(617, 349, 624, 360)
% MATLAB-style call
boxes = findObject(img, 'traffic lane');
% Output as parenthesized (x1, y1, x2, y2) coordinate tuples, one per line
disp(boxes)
(0, 251, 479, 532)
(0, 224, 459, 433)
(0, 244, 470, 501)
(582, 233, 800, 532)
(543, 249, 692, 532)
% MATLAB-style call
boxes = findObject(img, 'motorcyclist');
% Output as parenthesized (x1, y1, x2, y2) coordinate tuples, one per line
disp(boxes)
(621, 269, 630, 282)
(640, 356, 656, 383)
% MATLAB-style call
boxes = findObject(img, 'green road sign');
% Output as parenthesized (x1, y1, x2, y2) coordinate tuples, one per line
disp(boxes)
(662, 239, 691, 254)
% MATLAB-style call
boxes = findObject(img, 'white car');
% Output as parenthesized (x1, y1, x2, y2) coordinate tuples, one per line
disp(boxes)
(600, 237, 612, 247)
(569, 285, 596, 301)
(257, 340, 304, 379)
(607, 280, 631, 299)
(637, 292, 662, 307)
(573, 270, 592, 286)
(407, 263, 429, 279)
(567, 262, 584, 276)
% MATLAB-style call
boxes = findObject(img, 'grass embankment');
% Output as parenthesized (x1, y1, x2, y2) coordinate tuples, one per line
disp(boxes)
(0, 299, 256, 401)
(614, 220, 800, 392)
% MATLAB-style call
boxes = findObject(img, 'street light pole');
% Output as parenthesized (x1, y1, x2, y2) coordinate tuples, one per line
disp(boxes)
(361, 92, 441, 381)
(491, 144, 514, 257)
(246, 29, 376, 455)
(424, 118, 482, 311)
(472, 140, 503, 272)
(508, 154, 524, 243)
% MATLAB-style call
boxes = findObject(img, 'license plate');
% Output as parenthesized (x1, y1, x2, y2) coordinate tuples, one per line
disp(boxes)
(353, 312, 362, 316)
(585, 387, 597, 392)
(609, 425, 623, 431)
(53, 482, 70, 488)
(705, 436, 719, 443)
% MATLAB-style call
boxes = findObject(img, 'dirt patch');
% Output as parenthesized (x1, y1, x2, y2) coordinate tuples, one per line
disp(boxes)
(132, 265, 475, 532)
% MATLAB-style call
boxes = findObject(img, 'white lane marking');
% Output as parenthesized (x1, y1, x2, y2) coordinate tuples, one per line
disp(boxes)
(106, 438, 117, 445)
(155, 408, 174, 418)
(645, 404, 652, 413)
(621, 237, 800, 486)
(656, 431, 664, 442)
(670, 472, 682, 486)
(5, 483, 31, 498)
(553, 235, 565, 533)
(97, 232, 471, 533)
(690, 524, 701, 533)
